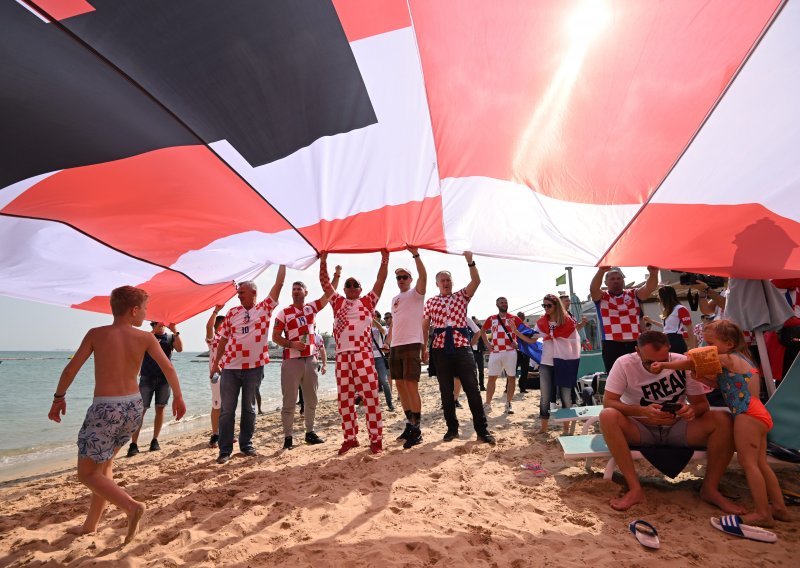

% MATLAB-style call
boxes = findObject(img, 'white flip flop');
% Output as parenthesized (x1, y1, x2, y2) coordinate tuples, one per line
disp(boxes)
(629, 519, 660, 549)
(710, 515, 777, 543)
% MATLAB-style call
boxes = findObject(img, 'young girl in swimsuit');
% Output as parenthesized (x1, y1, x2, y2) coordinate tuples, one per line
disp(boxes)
(651, 320, 789, 526)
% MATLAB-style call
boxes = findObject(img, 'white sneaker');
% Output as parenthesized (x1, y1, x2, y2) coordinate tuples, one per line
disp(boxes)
(483, 402, 492, 415)
(549, 402, 558, 412)
(505, 402, 514, 415)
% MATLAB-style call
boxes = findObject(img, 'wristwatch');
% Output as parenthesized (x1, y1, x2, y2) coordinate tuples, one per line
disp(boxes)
(174, 332, 181, 336)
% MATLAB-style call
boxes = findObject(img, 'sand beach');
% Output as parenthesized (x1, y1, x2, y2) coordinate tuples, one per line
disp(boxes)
(1, 376, 797, 567)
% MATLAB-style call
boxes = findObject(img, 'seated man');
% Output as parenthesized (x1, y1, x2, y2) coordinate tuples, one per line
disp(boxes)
(599, 331, 743, 513)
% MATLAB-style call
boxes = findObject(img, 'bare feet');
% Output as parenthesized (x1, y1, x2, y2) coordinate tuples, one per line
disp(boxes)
(771, 506, 792, 522)
(700, 488, 746, 515)
(610, 488, 646, 511)
(741, 512, 775, 528)
(66, 525, 94, 536)
(124, 502, 146, 544)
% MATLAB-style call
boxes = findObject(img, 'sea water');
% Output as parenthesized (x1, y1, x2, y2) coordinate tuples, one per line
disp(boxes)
(0, 351, 338, 481)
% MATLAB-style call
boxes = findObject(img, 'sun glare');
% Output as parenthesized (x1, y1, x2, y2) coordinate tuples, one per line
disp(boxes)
(512, 0, 613, 192)
(566, 0, 612, 43)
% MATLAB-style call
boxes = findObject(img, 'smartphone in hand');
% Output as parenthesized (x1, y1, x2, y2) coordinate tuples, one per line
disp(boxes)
(660, 402, 682, 414)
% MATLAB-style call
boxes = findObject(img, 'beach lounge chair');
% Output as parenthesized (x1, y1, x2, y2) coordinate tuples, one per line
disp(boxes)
(550, 405, 602, 435)
(558, 434, 708, 480)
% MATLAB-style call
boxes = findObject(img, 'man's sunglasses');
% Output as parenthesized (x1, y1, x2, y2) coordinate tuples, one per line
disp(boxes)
(344, 282, 361, 289)
(396, 274, 410, 281)
(542, 303, 554, 308)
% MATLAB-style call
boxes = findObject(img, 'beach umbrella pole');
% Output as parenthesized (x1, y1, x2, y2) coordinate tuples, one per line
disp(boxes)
(754, 330, 777, 398)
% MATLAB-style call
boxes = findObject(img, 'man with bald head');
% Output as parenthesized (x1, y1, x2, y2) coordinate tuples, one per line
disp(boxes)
(590, 266, 658, 373)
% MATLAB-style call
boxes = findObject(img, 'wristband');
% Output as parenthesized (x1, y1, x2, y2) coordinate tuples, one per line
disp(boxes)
(467, 261, 476, 267)
(174, 332, 180, 336)
(412, 254, 420, 258)
(54, 392, 65, 398)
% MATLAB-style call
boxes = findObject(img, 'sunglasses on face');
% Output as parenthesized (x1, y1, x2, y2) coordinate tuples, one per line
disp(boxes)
(542, 303, 554, 308)
(344, 282, 361, 289)
(396, 275, 410, 281)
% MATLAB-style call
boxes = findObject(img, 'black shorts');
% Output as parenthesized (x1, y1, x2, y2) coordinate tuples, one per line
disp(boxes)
(389, 343, 422, 381)
(139, 375, 171, 408)
(601, 340, 637, 372)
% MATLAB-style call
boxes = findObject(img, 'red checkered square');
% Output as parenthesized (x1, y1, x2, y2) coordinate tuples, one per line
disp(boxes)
(274, 300, 324, 359)
(330, 292, 378, 353)
(482, 314, 523, 353)
(336, 350, 383, 443)
(218, 296, 277, 369)
(423, 288, 472, 348)
(595, 289, 641, 341)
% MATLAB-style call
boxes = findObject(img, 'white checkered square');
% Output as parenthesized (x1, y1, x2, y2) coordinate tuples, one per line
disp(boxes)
(483, 314, 523, 353)
(596, 289, 640, 341)
(423, 288, 472, 349)
(274, 300, 323, 359)
(331, 292, 378, 353)
(219, 296, 277, 369)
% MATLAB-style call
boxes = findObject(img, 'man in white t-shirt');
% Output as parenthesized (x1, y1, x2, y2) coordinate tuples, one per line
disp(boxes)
(320, 251, 389, 455)
(211, 266, 285, 464)
(386, 247, 427, 449)
(600, 331, 741, 513)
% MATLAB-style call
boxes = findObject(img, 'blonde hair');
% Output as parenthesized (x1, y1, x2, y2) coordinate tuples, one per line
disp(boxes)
(544, 293, 568, 326)
(705, 320, 750, 358)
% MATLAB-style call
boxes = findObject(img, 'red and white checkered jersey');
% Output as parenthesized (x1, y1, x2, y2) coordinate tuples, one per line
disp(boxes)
(331, 291, 379, 353)
(274, 299, 324, 359)
(206, 333, 221, 372)
(594, 289, 641, 342)
(482, 314, 523, 353)
(218, 296, 278, 369)
(424, 288, 472, 349)
(663, 304, 692, 335)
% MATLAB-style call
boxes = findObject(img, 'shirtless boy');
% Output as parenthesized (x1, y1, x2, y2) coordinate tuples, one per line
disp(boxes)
(48, 286, 186, 544)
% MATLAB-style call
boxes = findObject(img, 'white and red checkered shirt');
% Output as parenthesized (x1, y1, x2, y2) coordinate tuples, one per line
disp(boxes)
(218, 296, 278, 369)
(482, 314, 523, 353)
(274, 299, 324, 359)
(424, 288, 472, 349)
(594, 289, 641, 342)
(331, 291, 379, 354)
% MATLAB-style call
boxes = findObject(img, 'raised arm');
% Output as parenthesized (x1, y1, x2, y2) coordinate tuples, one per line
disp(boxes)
(48, 330, 94, 422)
(637, 265, 659, 301)
(464, 251, 480, 298)
(371, 250, 390, 298)
(590, 267, 607, 302)
(268, 264, 286, 302)
(205, 305, 224, 341)
(319, 252, 335, 299)
(408, 246, 427, 295)
(167, 323, 183, 353)
(146, 334, 186, 420)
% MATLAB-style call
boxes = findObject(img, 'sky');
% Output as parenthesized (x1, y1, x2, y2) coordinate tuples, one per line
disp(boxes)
(0, 251, 654, 351)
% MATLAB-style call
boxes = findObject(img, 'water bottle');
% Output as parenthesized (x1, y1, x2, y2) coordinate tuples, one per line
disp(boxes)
(211, 372, 221, 384)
